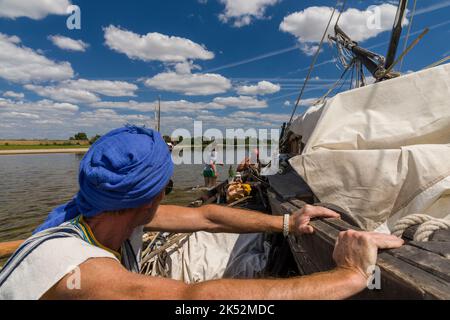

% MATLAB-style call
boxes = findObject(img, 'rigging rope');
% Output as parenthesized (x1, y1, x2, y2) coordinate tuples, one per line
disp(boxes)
(287, 0, 346, 124)
(377, 27, 429, 79)
(399, 0, 418, 72)
(349, 61, 355, 90)
(359, 60, 366, 86)
(424, 55, 450, 70)
(314, 59, 354, 105)
(392, 213, 450, 242)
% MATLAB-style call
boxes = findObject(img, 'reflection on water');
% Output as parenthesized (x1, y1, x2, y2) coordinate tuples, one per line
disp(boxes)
(0, 153, 229, 242)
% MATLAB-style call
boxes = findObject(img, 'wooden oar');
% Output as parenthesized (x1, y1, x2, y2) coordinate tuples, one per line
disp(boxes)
(0, 240, 24, 259)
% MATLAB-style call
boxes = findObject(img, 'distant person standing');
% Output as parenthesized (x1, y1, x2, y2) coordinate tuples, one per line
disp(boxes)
(228, 165, 236, 183)
(203, 149, 218, 188)
(237, 148, 261, 173)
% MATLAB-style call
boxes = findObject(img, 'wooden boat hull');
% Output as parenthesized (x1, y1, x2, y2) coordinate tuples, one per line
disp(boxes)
(266, 172, 450, 300)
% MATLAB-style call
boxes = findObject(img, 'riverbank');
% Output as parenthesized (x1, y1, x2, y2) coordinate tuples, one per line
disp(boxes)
(0, 148, 89, 155)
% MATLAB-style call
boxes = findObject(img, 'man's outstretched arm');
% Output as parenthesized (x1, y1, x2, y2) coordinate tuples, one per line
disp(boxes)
(145, 204, 340, 235)
(42, 259, 363, 300)
(42, 231, 403, 300)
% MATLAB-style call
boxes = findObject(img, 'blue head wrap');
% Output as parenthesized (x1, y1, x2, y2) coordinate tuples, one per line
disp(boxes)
(34, 125, 173, 233)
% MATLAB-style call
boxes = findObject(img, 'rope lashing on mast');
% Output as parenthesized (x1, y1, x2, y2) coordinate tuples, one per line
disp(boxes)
(287, 0, 346, 125)
(399, 0, 417, 72)
(393, 213, 450, 242)
(375, 27, 429, 80)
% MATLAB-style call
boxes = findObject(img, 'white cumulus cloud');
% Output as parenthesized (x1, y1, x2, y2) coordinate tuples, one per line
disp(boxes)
(3, 91, 25, 99)
(194, 110, 290, 129)
(25, 84, 99, 104)
(219, 0, 280, 27)
(144, 71, 231, 96)
(212, 95, 267, 109)
(48, 35, 89, 52)
(25, 79, 138, 104)
(91, 99, 226, 114)
(236, 80, 280, 95)
(0, 97, 79, 114)
(104, 25, 214, 62)
(2, 111, 40, 120)
(299, 43, 321, 56)
(230, 110, 290, 122)
(0, 0, 71, 20)
(280, 4, 405, 55)
(0, 33, 74, 83)
(66, 79, 138, 97)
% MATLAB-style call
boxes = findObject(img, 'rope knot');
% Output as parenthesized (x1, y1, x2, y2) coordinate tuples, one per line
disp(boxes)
(393, 214, 450, 242)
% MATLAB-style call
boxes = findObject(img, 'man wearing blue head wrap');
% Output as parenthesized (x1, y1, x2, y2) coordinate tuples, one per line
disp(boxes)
(0, 125, 403, 300)
(34, 125, 174, 233)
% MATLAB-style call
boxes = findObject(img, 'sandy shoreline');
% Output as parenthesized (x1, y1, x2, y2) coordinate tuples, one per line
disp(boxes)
(0, 148, 89, 155)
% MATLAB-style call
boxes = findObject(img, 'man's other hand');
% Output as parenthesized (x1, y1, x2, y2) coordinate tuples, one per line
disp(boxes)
(333, 230, 404, 287)
(291, 205, 341, 235)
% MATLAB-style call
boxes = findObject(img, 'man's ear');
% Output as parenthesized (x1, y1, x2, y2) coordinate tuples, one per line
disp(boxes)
(157, 190, 165, 201)
(142, 202, 155, 210)
(142, 192, 164, 210)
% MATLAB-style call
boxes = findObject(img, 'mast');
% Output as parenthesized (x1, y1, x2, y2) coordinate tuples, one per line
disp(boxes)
(328, 0, 411, 82)
(385, 0, 409, 70)
(157, 95, 161, 132)
(154, 95, 161, 132)
(283, 0, 411, 146)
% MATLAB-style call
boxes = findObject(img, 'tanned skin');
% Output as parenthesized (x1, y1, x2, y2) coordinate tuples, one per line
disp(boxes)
(42, 192, 403, 300)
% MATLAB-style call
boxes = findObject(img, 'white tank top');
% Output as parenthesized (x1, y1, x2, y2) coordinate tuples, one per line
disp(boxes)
(0, 217, 143, 300)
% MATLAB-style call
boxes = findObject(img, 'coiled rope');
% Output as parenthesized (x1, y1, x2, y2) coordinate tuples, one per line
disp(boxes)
(393, 213, 450, 242)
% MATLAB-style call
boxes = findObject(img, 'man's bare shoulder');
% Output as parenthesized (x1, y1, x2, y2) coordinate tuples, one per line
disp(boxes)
(41, 258, 188, 300)
(41, 257, 126, 300)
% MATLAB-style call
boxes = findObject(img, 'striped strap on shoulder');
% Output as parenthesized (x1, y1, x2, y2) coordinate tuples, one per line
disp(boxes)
(0, 224, 84, 287)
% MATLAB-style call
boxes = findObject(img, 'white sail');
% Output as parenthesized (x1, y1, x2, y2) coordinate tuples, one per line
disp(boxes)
(289, 63, 450, 231)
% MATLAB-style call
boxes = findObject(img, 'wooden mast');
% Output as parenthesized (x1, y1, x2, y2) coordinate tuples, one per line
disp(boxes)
(385, 0, 409, 70)
(154, 95, 161, 132)
(157, 95, 161, 132)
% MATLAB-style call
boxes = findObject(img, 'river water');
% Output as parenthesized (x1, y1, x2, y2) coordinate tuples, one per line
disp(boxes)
(0, 152, 233, 243)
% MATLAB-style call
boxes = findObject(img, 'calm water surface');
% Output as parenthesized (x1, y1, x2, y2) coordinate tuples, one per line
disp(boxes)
(0, 153, 230, 243)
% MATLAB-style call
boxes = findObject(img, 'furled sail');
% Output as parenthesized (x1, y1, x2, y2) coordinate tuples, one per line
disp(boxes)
(289, 63, 450, 231)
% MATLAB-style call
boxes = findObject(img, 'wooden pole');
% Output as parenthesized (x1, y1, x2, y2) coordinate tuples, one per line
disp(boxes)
(0, 240, 24, 259)
(157, 96, 161, 132)
(385, 0, 409, 70)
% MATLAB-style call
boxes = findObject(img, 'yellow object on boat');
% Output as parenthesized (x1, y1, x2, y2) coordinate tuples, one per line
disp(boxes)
(226, 183, 252, 203)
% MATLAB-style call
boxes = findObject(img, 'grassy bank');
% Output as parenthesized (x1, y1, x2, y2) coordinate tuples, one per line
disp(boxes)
(0, 144, 89, 151)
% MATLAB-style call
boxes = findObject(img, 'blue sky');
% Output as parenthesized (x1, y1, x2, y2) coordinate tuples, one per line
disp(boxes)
(0, 0, 449, 139)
